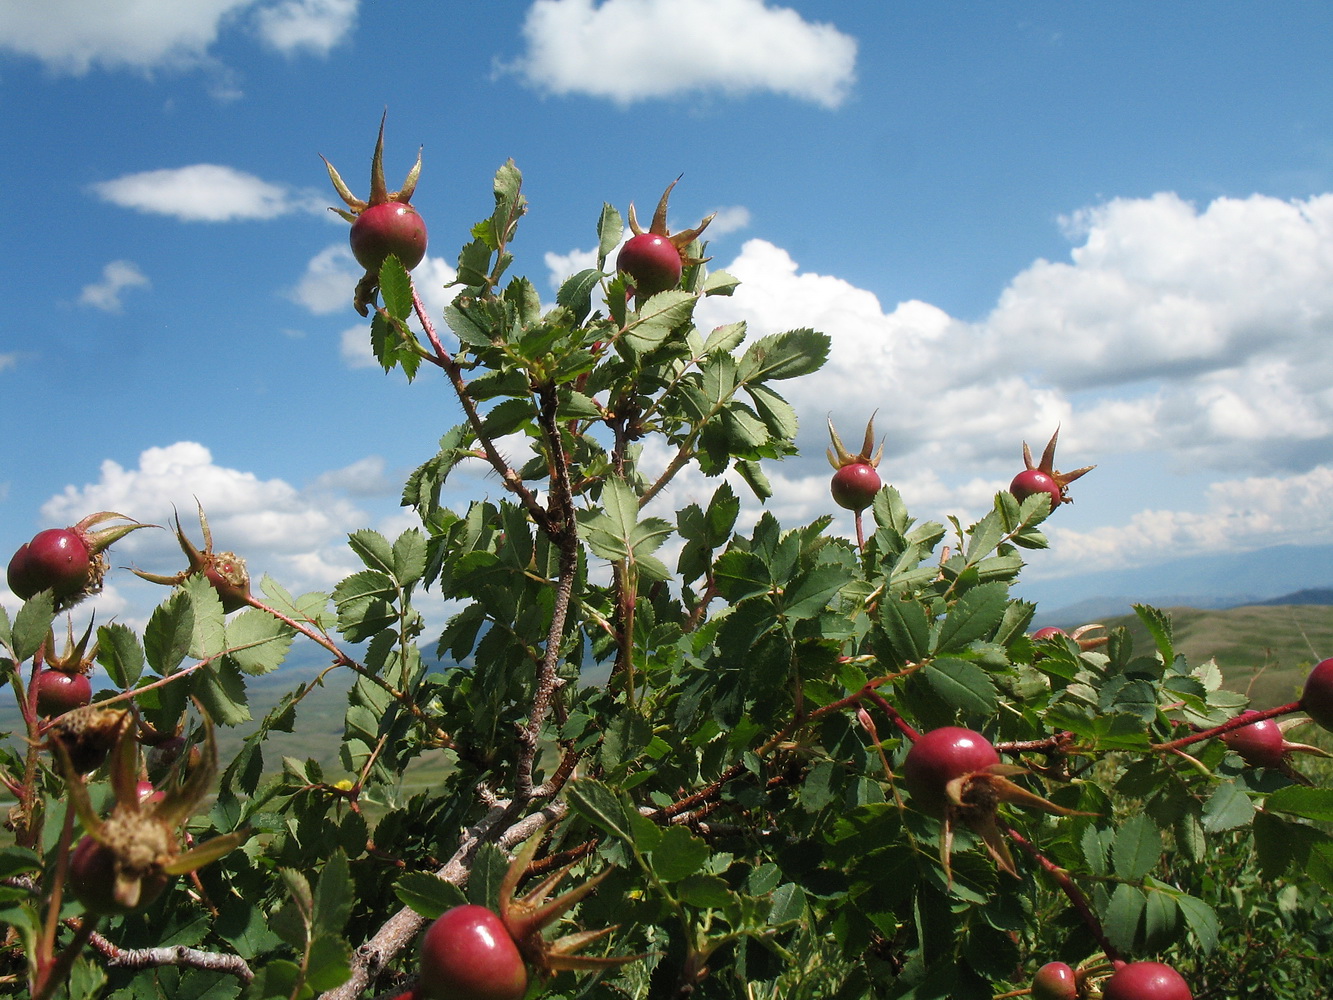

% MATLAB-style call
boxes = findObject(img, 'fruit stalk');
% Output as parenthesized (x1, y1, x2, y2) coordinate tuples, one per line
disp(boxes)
(1151, 699, 1301, 752)
(1004, 824, 1120, 964)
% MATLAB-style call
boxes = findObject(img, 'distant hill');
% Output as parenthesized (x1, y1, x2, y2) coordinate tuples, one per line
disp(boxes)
(1071, 602, 1333, 711)
(1016, 542, 1333, 623)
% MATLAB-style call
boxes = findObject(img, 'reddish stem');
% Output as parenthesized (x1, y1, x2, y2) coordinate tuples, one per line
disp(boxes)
(1004, 824, 1120, 964)
(1152, 699, 1302, 752)
(863, 689, 921, 742)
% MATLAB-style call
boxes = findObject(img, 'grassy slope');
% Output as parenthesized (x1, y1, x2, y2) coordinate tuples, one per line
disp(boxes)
(1073, 603, 1333, 710)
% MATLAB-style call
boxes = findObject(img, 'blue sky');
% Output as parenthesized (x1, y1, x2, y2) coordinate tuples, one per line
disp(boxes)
(4, 1, 1333, 630)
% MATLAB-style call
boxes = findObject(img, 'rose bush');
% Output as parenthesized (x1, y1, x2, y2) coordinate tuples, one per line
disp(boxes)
(2, 124, 1333, 1000)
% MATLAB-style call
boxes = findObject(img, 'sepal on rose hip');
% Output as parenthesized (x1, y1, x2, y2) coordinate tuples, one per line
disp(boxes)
(51, 706, 249, 914)
(903, 726, 1093, 880)
(827, 413, 884, 512)
(322, 111, 428, 314)
(1010, 427, 1094, 509)
(8, 511, 150, 607)
(618, 177, 715, 302)
(32, 616, 99, 717)
(496, 824, 641, 975)
(131, 503, 250, 613)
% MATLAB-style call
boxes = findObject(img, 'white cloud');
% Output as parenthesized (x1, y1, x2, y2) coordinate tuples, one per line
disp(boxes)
(0, 0, 255, 75)
(292, 244, 363, 314)
(340, 325, 377, 369)
(0, 0, 357, 75)
(679, 189, 1333, 583)
(79, 260, 150, 312)
(91, 164, 324, 222)
(38, 442, 372, 603)
(507, 0, 856, 108)
(705, 205, 752, 236)
(1045, 465, 1333, 578)
(254, 0, 357, 55)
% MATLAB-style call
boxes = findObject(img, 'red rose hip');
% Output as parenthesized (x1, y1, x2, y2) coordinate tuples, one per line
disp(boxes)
(1031, 961, 1078, 1000)
(1301, 657, 1333, 731)
(35, 669, 93, 717)
(8, 528, 93, 600)
(1101, 961, 1192, 1000)
(418, 904, 528, 1000)
(902, 726, 1000, 817)
(830, 462, 882, 511)
(350, 201, 428, 272)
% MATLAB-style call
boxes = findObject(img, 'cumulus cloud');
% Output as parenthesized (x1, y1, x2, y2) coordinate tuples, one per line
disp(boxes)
(79, 260, 151, 312)
(506, 0, 857, 108)
(295, 249, 461, 366)
(254, 0, 357, 54)
(674, 189, 1333, 582)
(0, 0, 358, 75)
(91, 165, 324, 222)
(39, 442, 371, 601)
(1044, 464, 1333, 579)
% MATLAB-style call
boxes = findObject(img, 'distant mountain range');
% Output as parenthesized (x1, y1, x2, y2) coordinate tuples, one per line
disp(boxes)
(1014, 543, 1333, 624)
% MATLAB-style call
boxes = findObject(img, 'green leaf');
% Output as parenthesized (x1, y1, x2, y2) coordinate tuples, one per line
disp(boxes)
(97, 622, 145, 688)
(1201, 780, 1255, 832)
(934, 582, 1009, 654)
(567, 779, 640, 846)
(1265, 785, 1333, 823)
(652, 826, 710, 882)
(306, 934, 353, 992)
(144, 590, 195, 674)
(348, 530, 395, 575)
(597, 203, 623, 266)
(703, 269, 740, 296)
(768, 883, 806, 926)
(312, 851, 352, 938)
(396, 872, 468, 919)
(703, 322, 746, 353)
(622, 290, 695, 351)
(224, 609, 295, 676)
(1175, 893, 1220, 953)
(11, 591, 55, 662)
(379, 255, 413, 320)
(738, 329, 830, 382)
(392, 528, 427, 588)
(1112, 813, 1162, 881)
(557, 267, 603, 324)
(879, 597, 931, 664)
(923, 658, 998, 715)
(1103, 883, 1146, 953)
(1134, 604, 1174, 664)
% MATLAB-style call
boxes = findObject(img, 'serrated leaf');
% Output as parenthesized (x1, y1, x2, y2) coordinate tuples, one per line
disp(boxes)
(306, 934, 352, 992)
(703, 321, 746, 353)
(1103, 883, 1146, 953)
(392, 528, 427, 587)
(1265, 785, 1333, 823)
(622, 290, 695, 351)
(597, 203, 623, 265)
(1201, 780, 1255, 832)
(738, 329, 829, 381)
(567, 779, 639, 846)
(652, 825, 710, 882)
(396, 872, 468, 919)
(1175, 893, 1220, 953)
(11, 592, 55, 662)
(923, 658, 998, 715)
(1112, 813, 1162, 881)
(879, 597, 931, 664)
(224, 609, 294, 676)
(1134, 604, 1174, 664)
(312, 851, 352, 938)
(934, 582, 1009, 654)
(379, 256, 413, 320)
(97, 622, 145, 688)
(144, 590, 195, 674)
(557, 267, 603, 324)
